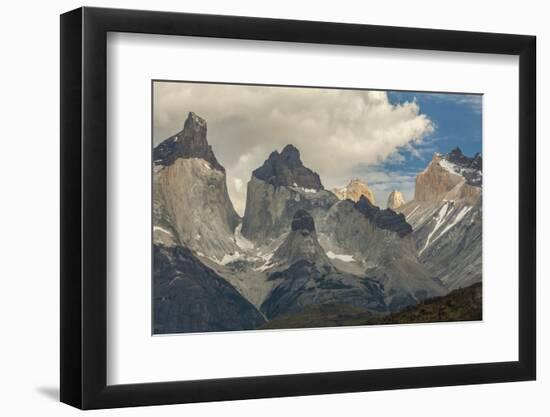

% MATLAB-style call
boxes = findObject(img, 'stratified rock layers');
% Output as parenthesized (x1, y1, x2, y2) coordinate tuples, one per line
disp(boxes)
(153, 112, 482, 333)
(153, 112, 256, 333)
(397, 148, 482, 290)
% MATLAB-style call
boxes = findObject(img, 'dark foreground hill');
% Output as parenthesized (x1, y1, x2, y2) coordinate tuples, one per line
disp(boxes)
(260, 282, 481, 330)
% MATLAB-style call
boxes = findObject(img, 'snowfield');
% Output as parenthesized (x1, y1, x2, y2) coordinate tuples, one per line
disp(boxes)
(326, 251, 355, 262)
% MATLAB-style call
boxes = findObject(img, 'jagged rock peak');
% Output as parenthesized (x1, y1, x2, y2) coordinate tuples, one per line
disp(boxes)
(354, 196, 412, 238)
(445, 147, 481, 169)
(291, 209, 315, 232)
(252, 144, 323, 190)
(279, 144, 302, 167)
(331, 178, 376, 204)
(439, 147, 482, 187)
(387, 189, 406, 210)
(186, 111, 207, 130)
(447, 146, 464, 159)
(153, 112, 225, 172)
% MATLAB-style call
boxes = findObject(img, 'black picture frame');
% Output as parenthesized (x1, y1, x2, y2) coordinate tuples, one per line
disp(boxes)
(60, 6, 536, 410)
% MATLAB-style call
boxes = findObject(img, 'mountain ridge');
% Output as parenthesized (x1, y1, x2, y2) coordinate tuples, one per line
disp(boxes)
(152, 112, 482, 333)
(397, 147, 482, 290)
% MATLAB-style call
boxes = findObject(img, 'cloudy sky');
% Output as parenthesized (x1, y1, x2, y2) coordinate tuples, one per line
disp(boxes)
(153, 81, 482, 215)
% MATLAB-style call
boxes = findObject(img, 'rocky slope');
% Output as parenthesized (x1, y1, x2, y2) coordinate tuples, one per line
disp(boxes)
(374, 282, 482, 324)
(260, 210, 387, 319)
(261, 282, 482, 329)
(153, 112, 263, 333)
(153, 245, 265, 333)
(397, 148, 482, 290)
(241, 145, 338, 242)
(387, 189, 405, 210)
(354, 196, 412, 237)
(242, 144, 444, 312)
(153, 112, 240, 260)
(152, 112, 481, 333)
(331, 179, 376, 204)
(317, 198, 445, 311)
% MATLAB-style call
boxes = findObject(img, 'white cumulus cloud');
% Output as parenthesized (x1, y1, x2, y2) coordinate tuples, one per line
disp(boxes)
(153, 82, 434, 215)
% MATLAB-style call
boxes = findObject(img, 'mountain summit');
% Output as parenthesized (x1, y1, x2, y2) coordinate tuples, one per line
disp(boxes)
(443, 147, 482, 186)
(242, 144, 335, 241)
(331, 178, 376, 204)
(153, 112, 225, 172)
(153, 112, 240, 260)
(252, 144, 323, 190)
(396, 147, 482, 290)
(387, 190, 406, 210)
(415, 149, 482, 202)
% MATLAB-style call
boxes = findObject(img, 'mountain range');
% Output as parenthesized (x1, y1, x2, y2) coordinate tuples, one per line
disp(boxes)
(153, 112, 482, 333)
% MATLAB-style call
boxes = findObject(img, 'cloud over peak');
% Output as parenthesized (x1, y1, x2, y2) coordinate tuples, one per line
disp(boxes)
(154, 82, 435, 215)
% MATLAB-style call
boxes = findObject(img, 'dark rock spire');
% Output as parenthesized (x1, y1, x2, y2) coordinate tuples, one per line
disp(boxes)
(354, 196, 412, 238)
(291, 209, 316, 232)
(153, 112, 225, 172)
(252, 144, 323, 190)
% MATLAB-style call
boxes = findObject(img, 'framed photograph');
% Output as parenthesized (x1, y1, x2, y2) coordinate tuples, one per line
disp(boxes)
(60, 6, 536, 409)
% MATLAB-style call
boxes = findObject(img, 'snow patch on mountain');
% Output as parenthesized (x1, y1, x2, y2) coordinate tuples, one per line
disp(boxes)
(259, 251, 274, 262)
(253, 261, 275, 272)
(438, 153, 482, 186)
(438, 158, 460, 175)
(292, 183, 318, 193)
(326, 251, 355, 262)
(154, 226, 173, 236)
(419, 202, 450, 255)
(432, 205, 472, 245)
(406, 205, 420, 220)
(211, 252, 244, 266)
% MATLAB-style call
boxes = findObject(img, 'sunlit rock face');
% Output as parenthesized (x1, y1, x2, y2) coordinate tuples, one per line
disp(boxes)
(414, 148, 482, 203)
(153, 112, 240, 261)
(331, 178, 376, 205)
(241, 145, 336, 243)
(397, 147, 482, 290)
(387, 189, 406, 210)
(242, 143, 442, 314)
(152, 111, 481, 333)
(153, 113, 261, 334)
